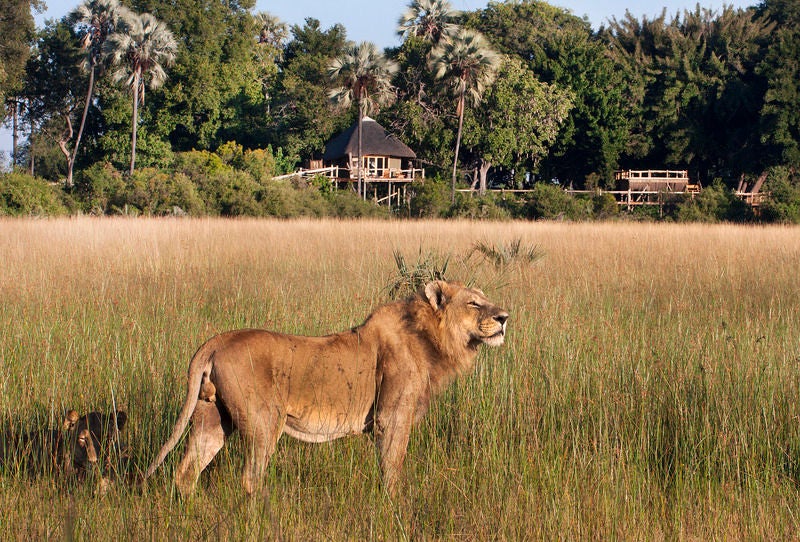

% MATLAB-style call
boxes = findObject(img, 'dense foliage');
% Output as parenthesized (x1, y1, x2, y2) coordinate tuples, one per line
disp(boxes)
(1, 0, 799, 221)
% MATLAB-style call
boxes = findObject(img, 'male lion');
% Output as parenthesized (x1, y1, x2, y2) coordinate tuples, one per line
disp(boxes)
(144, 280, 508, 496)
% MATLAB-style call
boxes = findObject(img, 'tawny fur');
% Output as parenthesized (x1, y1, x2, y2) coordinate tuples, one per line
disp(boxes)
(144, 280, 508, 496)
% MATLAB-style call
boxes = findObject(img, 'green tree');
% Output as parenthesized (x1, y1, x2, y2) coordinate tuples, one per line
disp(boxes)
(607, 6, 773, 186)
(756, 0, 800, 172)
(329, 41, 399, 197)
(462, 56, 572, 193)
(470, 1, 631, 187)
(384, 38, 454, 179)
(253, 11, 288, 112)
(67, 0, 127, 186)
(429, 27, 500, 201)
(389, 0, 461, 176)
(22, 20, 86, 180)
(1, 0, 41, 165)
(761, 167, 800, 223)
(126, 0, 258, 151)
(208, 11, 288, 148)
(0, 171, 69, 215)
(269, 18, 348, 163)
(104, 10, 177, 175)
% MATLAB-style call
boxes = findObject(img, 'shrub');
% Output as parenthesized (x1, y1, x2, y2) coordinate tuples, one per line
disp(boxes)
(675, 180, 752, 222)
(262, 179, 328, 218)
(73, 162, 127, 214)
(448, 192, 512, 220)
(409, 177, 451, 218)
(387, 248, 450, 298)
(209, 170, 267, 217)
(173, 150, 230, 181)
(760, 167, 800, 223)
(271, 146, 297, 176)
(308, 174, 333, 195)
(592, 192, 619, 219)
(216, 141, 245, 169)
(240, 148, 276, 183)
(123, 169, 205, 216)
(523, 183, 591, 220)
(326, 190, 390, 218)
(0, 172, 69, 216)
(131, 133, 175, 170)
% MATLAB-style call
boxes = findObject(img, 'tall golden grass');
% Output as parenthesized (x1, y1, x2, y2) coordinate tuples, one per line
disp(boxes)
(1, 217, 799, 539)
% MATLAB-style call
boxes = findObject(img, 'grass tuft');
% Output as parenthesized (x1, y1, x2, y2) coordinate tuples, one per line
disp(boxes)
(387, 247, 451, 299)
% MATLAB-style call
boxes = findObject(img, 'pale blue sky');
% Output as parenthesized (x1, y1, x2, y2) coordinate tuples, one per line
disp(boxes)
(34, 0, 756, 47)
(2, 0, 756, 160)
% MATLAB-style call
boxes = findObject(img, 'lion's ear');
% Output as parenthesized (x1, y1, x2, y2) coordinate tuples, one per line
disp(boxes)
(62, 410, 80, 431)
(424, 281, 450, 311)
(113, 410, 128, 431)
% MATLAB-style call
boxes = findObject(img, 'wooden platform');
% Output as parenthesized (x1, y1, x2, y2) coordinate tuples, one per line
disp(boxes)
(274, 166, 425, 210)
(614, 169, 694, 192)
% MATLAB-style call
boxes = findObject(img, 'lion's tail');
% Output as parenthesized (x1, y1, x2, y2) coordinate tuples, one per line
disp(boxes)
(143, 342, 216, 481)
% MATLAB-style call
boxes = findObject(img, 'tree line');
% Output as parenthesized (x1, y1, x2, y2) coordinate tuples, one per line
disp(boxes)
(0, 0, 798, 221)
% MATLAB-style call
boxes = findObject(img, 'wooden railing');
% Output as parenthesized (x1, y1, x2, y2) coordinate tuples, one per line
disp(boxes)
(273, 166, 424, 182)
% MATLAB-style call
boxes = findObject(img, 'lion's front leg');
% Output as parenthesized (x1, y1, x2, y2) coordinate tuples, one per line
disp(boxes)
(374, 388, 419, 495)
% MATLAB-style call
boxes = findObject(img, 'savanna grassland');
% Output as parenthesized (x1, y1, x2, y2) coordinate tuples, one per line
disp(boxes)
(1, 217, 800, 540)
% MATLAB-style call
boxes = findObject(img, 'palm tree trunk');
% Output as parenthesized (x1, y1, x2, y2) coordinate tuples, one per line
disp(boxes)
(357, 90, 364, 199)
(130, 69, 140, 176)
(451, 91, 465, 204)
(68, 64, 96, 188)
(29, 117, 35, 175)
(11, 99, 19, 168)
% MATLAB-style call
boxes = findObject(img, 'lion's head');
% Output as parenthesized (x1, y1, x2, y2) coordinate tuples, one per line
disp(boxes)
(63, 410, 128, 475)
(423, 280, 509, 351)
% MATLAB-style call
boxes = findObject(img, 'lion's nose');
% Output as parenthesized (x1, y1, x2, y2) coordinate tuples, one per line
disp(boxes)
(494, 313, 508, 326)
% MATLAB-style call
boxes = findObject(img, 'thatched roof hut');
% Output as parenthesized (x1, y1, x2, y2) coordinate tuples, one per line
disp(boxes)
(323, 117, 416, 160)
(322, 117, 416, 179)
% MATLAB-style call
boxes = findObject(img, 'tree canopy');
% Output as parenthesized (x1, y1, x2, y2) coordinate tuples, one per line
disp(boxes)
(1, 0, 798, 220)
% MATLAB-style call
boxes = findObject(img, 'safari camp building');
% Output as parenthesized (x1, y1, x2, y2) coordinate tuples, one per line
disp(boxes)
(281, 116, 424, 208)
(321, 116, 421, 182)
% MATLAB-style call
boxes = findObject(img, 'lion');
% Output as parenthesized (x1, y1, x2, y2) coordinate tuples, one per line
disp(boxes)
(0, 409, 127, 479)
(144, 280, 509, 496)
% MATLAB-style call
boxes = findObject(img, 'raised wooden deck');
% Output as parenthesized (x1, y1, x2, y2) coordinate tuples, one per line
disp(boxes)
(274, 166, 425, 209)
(614, 169, 693, 192)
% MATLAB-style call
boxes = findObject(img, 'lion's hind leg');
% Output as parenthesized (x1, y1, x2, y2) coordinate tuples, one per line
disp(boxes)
(174, 400, 226, 497)
(240, 406, 285, 496)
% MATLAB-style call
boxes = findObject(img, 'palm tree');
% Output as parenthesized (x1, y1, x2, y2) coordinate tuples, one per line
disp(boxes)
(254, 11, 288, 50)
(397, 0, 459, 43)
(430, 28, 500, 202)
(253, 12, 287, 110)
(329, 42, 398, 198)
(104, 11, 177, 176)
(68, 0, 127, 187)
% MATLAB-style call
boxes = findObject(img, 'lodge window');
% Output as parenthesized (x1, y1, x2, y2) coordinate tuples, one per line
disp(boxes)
(364, 156, 386, 177)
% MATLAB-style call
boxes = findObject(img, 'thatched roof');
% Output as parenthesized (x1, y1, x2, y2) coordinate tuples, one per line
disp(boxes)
(323, 117, 416, 160)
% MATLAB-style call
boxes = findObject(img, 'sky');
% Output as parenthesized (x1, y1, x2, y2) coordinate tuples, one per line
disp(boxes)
(1, 0, 757, 162)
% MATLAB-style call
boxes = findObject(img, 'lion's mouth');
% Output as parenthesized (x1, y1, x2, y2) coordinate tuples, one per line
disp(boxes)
(482, 328, 506, 347)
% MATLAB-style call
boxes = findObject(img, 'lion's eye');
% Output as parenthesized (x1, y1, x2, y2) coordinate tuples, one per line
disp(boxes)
(468, 301, 481, 309)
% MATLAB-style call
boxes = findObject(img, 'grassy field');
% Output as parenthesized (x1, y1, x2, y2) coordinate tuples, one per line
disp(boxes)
(1, 217, 799, 540)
